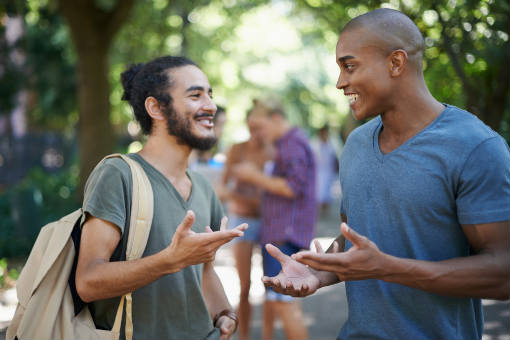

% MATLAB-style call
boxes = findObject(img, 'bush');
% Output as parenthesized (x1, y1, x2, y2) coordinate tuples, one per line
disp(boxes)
(0, 164, 80, 258)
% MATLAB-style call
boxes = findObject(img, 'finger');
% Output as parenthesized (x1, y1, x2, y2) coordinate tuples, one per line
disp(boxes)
(314, 239, 324, 253)
(265, 243, 290, 265)
(220, 323, 233, 338)
(220, 216, 228, 231)
(232, 223, 248, 232)
(205, 226, 213, 233)
(262, 277, 278, 289)
(341, 222, 367, 248)
(200, 229, 244, 244)
(274, 277, 285, 289)
(298, 257, 345, 273)
(175, 210, 195, 237)
(332, 241, 339, 253)
(205, 230, 246, 249)
(295, 251, 347, 265)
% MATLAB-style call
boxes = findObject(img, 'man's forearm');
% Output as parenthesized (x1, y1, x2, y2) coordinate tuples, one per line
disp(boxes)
(202, 262, 232, 318)
(380, 250, 510, 300)
(248, 172, 294, 198)
(76, 251, 179, 302)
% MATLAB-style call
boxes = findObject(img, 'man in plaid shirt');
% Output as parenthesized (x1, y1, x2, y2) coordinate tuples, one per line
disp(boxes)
(231, 98, 317, 340)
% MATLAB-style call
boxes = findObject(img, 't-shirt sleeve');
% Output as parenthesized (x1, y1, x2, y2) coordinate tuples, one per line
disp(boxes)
(81, 159, 131, 234)
(456, 137, 510, 225)
(280, 142, 311, 198)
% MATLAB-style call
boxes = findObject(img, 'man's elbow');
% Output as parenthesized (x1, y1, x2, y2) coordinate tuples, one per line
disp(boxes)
(75, 274, 96, 303)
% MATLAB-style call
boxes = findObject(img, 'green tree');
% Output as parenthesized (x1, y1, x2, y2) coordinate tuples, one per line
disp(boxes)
(58, 0, 134, 197)
(294, 0, 509, 137)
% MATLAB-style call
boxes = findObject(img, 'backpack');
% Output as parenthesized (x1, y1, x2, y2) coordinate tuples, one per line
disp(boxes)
(6, 154, 154, 340)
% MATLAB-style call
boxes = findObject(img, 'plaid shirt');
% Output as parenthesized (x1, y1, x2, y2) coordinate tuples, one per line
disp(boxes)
(260, 128, 317, 249)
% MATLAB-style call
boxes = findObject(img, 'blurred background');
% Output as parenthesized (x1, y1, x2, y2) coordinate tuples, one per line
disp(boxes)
(1, 0, 509, 338)
(0, 0, 508, 294)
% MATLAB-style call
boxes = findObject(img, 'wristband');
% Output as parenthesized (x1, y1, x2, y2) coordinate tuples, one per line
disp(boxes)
(213, 309, 238, 332)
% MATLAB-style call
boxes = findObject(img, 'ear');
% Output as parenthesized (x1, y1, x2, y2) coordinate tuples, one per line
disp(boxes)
(144, 96, 166, 121)
(388, 49, 407, 77)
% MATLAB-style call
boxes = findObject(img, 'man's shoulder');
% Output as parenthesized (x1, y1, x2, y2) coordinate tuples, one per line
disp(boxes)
(96, 156, 131, 174)
(86, 156, 132, 187)
(433, 105, 504, 151)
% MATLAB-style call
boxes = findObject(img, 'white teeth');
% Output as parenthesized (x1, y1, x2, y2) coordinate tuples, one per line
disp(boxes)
(347, 94, 359, 104)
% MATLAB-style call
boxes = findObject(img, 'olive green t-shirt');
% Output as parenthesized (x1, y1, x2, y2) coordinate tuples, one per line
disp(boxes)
(81, 153, 224, 339)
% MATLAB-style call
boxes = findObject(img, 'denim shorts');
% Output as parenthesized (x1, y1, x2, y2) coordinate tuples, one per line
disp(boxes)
(227, 214, 261, 243)
(262, 242, 301, 302)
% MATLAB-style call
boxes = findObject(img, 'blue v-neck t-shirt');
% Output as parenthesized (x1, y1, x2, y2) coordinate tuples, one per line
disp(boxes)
(338, 105, 510, 339)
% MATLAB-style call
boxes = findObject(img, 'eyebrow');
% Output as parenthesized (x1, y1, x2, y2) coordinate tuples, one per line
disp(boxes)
(338, 55, 355, 63)
(185, 85, 212, 94)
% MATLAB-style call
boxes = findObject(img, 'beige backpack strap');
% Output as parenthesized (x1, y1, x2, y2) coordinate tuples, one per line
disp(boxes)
(101, 154, 154, 340)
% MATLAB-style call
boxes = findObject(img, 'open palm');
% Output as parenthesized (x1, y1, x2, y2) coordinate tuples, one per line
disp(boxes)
(262, 244, 320, 297)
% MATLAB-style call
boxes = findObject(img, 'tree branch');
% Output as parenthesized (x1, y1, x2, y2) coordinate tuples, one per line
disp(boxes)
(432, 4, 476, 97)
(104, 0, 134, 40)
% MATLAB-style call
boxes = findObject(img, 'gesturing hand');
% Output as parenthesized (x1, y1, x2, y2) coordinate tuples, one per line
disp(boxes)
(292, 223, 388, 281)
(216, 315, 236, 340)
(261, 243, 320, 297)
(164, 211, 248, 272)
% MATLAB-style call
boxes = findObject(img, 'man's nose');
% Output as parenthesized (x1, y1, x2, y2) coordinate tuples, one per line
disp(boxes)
(203, 96, 217, 114)
(336, 72, 347, 90)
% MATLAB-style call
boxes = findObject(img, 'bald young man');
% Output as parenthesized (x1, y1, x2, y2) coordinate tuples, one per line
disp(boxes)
(262, 8, 510, 340)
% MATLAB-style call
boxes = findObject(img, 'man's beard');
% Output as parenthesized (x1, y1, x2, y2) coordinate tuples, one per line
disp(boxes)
(163, 104, 218, 151)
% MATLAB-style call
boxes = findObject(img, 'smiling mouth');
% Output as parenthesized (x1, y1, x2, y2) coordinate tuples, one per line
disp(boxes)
(195, 114, 214, 128)
(346, 94, 359, 104)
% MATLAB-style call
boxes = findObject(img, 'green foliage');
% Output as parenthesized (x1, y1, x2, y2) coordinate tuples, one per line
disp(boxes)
(0, 164, 80, 257)
(0, 1, 77, 130)
(23, 5, 77, 131)
(293, 0, 509, 135)
(1, 0, 508, 258)
(0, 258, 20, 289)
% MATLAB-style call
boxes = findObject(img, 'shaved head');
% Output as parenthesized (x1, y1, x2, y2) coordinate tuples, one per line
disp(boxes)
(341, 8, 425, 71)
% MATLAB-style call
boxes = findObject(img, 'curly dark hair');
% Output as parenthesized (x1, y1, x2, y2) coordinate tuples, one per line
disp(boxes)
(120, 56, 198, 135)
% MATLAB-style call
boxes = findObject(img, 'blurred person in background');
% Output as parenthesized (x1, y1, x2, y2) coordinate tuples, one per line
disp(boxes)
(311, 125, 340, 215)
(216, 104, 274, 339)
(189, 106, 227, 186)
(231, 98, 317, 340)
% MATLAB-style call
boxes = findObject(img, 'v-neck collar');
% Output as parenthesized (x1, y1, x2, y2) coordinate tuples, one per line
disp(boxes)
(372, 104, 451, 163)
(129, 153, 194, 208)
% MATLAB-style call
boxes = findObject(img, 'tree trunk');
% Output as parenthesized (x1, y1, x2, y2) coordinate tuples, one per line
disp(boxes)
(58, 0, 133, 199)
(75, 40, 113, 198)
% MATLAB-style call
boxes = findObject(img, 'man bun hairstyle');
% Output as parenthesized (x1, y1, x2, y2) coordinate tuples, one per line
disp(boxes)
(120, 63, 144, 101)
(120, 56, 198, 135)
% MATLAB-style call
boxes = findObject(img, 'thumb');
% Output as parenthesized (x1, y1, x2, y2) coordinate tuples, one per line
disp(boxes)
(313, 239, 324, 253)
(175, 210, 195, 237)
(341, 222, 366, 248)
(265, 244, 290, 265)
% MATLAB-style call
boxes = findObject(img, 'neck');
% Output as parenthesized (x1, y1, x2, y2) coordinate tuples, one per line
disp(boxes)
(138, 129, 191, 179)
(380, 79, 444, 140)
